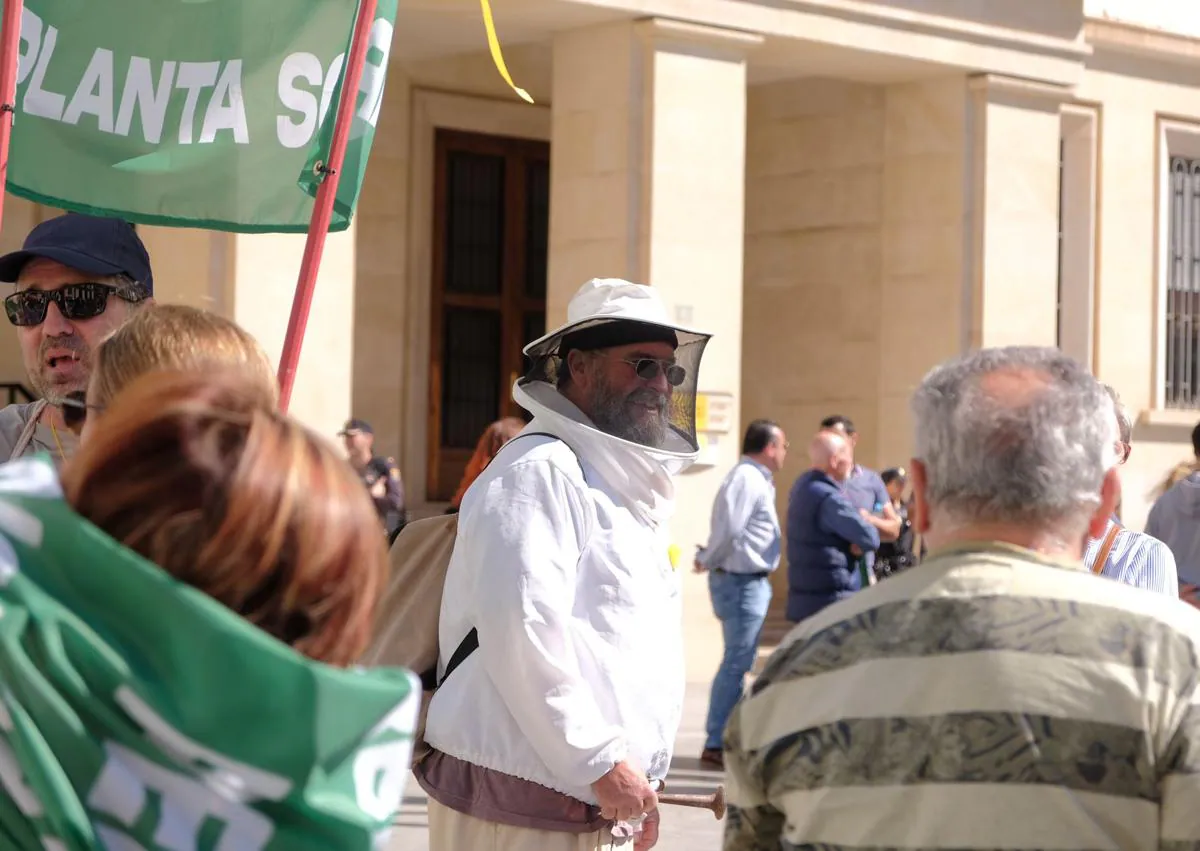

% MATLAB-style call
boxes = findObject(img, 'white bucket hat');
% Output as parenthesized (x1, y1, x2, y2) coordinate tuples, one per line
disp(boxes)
(523, 278, 710, 360)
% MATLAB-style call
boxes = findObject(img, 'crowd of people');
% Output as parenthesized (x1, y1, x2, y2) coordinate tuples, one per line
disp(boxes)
(1, 210, 1200, 851)
(0, 213, 418, 848)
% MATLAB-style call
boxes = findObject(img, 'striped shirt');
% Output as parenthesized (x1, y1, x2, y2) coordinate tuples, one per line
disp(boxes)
(723, 542, 1200, 851)
(1084, 517, 1179, 597)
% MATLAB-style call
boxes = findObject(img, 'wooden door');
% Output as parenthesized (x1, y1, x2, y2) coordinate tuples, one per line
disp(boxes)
(427, 129, 549, 501)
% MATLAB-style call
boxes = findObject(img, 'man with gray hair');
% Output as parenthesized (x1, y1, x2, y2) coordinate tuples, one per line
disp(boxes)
(723, 346, 1200, 851)
(1082, 383, 1177, 595)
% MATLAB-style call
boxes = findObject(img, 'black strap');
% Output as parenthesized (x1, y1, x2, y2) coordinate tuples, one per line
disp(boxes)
(433, 431, 579, 689)
(439, 627, 479, 687)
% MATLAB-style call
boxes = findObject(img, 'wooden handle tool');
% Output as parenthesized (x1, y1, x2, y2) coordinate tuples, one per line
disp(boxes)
(657, 785, 726, 820)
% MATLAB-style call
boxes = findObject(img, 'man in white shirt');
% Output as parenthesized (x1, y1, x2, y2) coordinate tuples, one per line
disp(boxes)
(694, 419, 787, 770)
(1084, 383, 1178, 595)
(418, 279, 711, 851)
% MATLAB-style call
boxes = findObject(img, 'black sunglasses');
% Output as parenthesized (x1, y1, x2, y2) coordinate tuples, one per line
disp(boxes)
(60, 392, 103, 431)
(5, 282, 145, 327)
(614, 357, 687, 387)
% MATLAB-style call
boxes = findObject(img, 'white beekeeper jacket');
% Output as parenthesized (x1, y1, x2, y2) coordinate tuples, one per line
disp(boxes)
(424, 278, 708, 805)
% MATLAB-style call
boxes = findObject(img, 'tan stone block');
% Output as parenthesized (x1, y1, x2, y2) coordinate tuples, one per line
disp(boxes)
(881, 221, 963, 277)
(884, 79, 967, 158)
(883, 155, 966, 223)
(983, 168, 1060, 220)
(552, 108, 633, 176)
(546, 237, 636, 309)
(549, 173, 634, 244)
(552, 25, 634, 110)
(748, 111, 885, 177)
(749, 78, 884, 122)
(358, 154, 409, 220)
(747, 167, 883, 232)
(745, 227, 879, 292)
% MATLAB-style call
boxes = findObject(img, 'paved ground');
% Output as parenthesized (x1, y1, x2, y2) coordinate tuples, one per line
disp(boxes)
(388, 681, 726, 850)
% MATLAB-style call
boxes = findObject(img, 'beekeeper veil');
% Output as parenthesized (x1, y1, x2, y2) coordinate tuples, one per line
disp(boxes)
(518, 279, 710, 458)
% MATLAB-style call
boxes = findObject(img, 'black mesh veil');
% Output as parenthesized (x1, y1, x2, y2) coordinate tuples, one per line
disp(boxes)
(519, 322, 710, 451)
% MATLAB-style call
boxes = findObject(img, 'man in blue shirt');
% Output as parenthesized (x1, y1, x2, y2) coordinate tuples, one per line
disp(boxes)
(1092, 384, 1178, 595)
(786, 429, 880, 622)
(821, 415, 901, 576)
(694, 419, 787, 769)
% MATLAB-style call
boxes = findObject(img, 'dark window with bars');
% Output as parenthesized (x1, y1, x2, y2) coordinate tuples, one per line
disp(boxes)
(441, 308, 502, 448)
(428, 129, 550, 500)
(1166, 156, 1200, 408)
(445, 152, 505, 296)
(525, 161, 549, 300)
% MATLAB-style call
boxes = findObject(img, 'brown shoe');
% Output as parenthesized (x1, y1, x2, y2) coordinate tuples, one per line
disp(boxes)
(699, 748, 724, 770)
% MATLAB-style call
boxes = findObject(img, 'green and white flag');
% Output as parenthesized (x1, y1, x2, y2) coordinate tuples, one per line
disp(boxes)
(0, 456, 419, 850)
(2, 0, 397, 233)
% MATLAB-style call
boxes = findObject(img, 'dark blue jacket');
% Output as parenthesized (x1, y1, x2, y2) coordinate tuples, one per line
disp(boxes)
(786, 469, 881, 623)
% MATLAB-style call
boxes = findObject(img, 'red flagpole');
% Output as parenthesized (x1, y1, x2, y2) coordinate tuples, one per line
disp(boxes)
(0, 0, 25, 236)
(276, 0, 378, 412)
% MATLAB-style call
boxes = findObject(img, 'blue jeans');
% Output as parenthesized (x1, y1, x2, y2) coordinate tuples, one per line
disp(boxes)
(704, 570, 772, 750)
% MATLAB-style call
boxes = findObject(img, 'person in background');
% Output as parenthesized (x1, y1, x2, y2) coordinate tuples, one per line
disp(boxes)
(724, 345, 1200, 851)
(785, 429, 879, 622)
(448, 416, 525, 513)
(1153, 459, 1195, 502)
(1083, 384, 1177, 595)
(0, 214, 154, 463)
(819, 415, 900, 579)
(694, 419, 787, 771)
(874, 467, 916, 577)
(340, 418, 406, 541)
(1147, 419, 1200, 603)
(0, 369, 417, 850)
(66, 304, 277, 443)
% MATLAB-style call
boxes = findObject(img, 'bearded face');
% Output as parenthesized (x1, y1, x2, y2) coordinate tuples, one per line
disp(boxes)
(588, 375, 670, 448)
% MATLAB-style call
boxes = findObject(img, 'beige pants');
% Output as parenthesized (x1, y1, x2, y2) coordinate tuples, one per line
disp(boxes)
(427, 799, 623, 851)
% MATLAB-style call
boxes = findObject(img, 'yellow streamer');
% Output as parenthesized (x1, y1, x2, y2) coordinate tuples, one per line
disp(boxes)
(480, 0, 534, 104)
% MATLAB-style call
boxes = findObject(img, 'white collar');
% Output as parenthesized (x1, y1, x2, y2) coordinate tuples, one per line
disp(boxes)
(512, 381, 697, 529)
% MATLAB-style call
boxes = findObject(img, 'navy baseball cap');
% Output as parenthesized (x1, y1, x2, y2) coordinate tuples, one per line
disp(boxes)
(339, 418, 373, 436)
(0, 213, 153, 293)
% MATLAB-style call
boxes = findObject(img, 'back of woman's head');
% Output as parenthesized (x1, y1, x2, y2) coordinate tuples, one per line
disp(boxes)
(61, 369, 385, 667)
(485, 417, 525, 457)
(90, 304, 278, 410)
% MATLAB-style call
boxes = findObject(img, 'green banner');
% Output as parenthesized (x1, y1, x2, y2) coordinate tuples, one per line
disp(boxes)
(2, 0, 397, 233)
(0, 456, 419, 849)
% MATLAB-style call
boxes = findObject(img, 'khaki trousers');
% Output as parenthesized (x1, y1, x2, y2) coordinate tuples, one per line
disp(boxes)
(427, 799, 623, 851)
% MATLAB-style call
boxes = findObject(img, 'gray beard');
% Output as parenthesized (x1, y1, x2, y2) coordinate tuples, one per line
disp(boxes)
(31, 337, 91, 402)
(589, 381, 669, 448)
(30, 368, 89, 405)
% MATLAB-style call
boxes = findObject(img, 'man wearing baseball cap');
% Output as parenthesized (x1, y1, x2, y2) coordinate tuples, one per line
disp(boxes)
(340, 418, 406, 541)
(0, 213, 154, 464)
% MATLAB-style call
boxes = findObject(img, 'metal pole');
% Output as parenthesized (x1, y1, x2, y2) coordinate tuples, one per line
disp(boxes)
(0, 0, 25, 236)
(276, 0, 378, 412)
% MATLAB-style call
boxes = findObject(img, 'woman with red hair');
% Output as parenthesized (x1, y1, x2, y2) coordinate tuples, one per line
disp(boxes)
(448, 416, 526, 512)
(0, 369, 417, 849)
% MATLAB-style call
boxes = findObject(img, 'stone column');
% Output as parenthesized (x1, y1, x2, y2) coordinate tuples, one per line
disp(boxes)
(549, 19, 759, 682)
(966, 74, 1067, 349)
(875, 74, 1067, 469)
